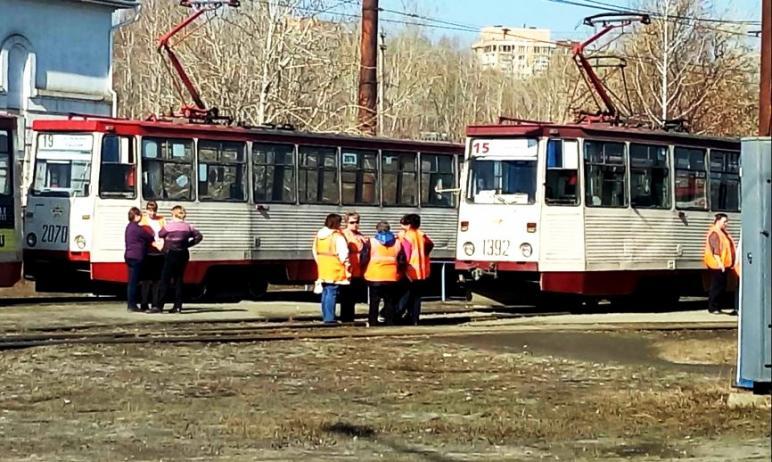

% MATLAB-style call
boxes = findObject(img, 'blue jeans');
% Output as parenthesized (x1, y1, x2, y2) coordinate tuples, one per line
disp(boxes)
(126, 258, 143, 308)
(321, 283, 339, 323)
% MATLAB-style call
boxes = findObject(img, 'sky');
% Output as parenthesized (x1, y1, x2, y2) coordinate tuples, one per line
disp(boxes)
(374, 0, 763, 43)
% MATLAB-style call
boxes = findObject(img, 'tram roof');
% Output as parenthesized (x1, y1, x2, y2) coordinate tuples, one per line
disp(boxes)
(32, 116, 463, 153)
(466, 122, 740, 150)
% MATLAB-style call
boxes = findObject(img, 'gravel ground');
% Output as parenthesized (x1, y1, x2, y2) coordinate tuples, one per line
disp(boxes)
(0, 328, 768, 461)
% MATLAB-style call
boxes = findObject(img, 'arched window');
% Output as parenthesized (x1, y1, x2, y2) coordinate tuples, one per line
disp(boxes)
(1, 35, 36, 110)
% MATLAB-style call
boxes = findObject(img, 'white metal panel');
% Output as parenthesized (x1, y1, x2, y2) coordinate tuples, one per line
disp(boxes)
(583, 207, 740, 271)
(538, 205, 585, 271)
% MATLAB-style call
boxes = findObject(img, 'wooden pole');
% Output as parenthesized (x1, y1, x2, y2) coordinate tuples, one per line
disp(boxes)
(357, 0, 378, 135)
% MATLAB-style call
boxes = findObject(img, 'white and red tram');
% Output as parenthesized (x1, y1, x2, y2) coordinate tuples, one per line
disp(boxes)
(454, 121, 741, 304)
(23, 117, 463, 297)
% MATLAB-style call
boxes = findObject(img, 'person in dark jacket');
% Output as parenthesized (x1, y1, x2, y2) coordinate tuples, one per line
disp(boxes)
(359, 221, 407, 326)
(150, 205, 203, 314)
(124, 207, 154, 312)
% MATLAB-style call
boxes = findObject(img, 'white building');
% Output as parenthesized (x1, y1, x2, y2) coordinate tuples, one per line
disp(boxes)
(0, 0, 138, 198)
(472, 26, 557, 78)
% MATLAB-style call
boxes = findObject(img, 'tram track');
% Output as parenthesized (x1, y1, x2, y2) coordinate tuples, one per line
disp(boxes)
(0, 315, 736, 350)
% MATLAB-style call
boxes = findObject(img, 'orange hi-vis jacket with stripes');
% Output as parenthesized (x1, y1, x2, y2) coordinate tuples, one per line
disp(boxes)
(703, 224, 736, 270)
(364, 238, 402, 282)
(343, 229, 367, 278)
(400, 228, 431, 281)
(314, 230, 348, 283)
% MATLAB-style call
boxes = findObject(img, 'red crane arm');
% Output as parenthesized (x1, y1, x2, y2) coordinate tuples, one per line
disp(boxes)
(154, 1, 240, 122)
(572, 25, 619, 118)
(157, 7, 209, 112)
(572, 13, 649, 123)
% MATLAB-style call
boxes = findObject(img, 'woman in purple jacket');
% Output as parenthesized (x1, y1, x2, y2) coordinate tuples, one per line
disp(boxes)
(150, 205, 203, 313)
(125, 207, 154, 312)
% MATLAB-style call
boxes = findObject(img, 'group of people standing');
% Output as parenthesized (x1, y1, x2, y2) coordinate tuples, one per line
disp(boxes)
(313, 212, 433, 326)
(124, 201, 203, 313)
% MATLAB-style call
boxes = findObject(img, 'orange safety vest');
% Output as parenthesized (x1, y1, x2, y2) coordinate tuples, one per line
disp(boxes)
(343, 229, 366, 278)
(400, 228, 431, 281)
(703, 225, 736, 270)
(314, 231, 347, 283)
(364, 239, 402, 283)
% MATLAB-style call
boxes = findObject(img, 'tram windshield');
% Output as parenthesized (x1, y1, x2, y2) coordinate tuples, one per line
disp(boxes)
(32, 133, 93, 197)
(466, 159, 537, 204)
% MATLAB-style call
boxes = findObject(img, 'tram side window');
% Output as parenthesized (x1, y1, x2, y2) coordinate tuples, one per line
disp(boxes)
(342, 149, 378, 205)
(630, 144, 670, 209)
(0, 131, 10, 197)
(141, 138, 194, 201)
(421, 153, 455, 207)
(674, 147, 707, 210)
(99, 135, 136, 199)
(709, 150, 740, 212)
(298, 146, 339, 204)
(584, 140, 626, 207)
(545, 139, 579, 205)
(198, 140, 246, 202)
(382, 151, 417, 206)
(253, 143, 295, 203)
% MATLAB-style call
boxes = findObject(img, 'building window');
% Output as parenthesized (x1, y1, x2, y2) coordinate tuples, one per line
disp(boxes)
(545, 139, 579, 205)
(99, 135, 136, 199)
(382, 151, 417, 206)
(198, 140, 246, 202)
(421, 153, 455, 207)
(709, 150, 740, 212)
(253, 143, 295, 203)
(584, 140, 626, 207)
(629, 143, 670, 209)
(341, 149, 378, 206)
(141, 138, 194, 201)
(674, 147, 708, 210)
(299, 146, 338, 204)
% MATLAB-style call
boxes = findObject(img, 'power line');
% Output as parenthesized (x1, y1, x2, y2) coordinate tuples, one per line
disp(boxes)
(543, 0, 761, 37)
(579, 0, 761, 25)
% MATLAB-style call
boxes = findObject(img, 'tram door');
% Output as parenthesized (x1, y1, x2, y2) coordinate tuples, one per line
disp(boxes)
(0, 119, 20, 286)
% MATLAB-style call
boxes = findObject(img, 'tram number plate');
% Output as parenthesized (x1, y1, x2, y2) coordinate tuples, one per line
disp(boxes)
(482, 239, 509, 256)
(41, 224, 68, 244)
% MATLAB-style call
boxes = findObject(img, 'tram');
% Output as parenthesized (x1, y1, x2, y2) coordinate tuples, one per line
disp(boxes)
(454, 122, 740, 304)
(453, 13, 742, 305)
(23, 117, 463, 297)
(0, 117, 21, 287)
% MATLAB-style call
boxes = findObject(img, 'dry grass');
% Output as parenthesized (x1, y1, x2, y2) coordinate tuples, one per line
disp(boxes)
(0, 333, 768, 461)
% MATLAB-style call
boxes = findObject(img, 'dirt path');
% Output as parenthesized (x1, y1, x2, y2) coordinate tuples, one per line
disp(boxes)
(0, 330, 768, 461)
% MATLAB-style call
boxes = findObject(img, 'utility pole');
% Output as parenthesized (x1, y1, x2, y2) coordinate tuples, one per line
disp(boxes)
(661, 1, 669, 124)
(357, 0, 378, 135)
(760, 0, 771, 136)
(377, 32, 386, 136)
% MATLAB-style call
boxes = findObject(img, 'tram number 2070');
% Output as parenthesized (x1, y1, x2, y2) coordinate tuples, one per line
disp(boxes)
(482, 239, 509, 256)
(41, 224, 68, 244)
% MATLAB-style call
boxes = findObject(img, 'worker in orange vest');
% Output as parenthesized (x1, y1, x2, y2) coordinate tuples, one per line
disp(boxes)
(361, 220, 407, 326)
(340, 211, 367, 322)
(703, 213, 737, 315)
(313, 213, 350, 324)
(397, 213, 434, 325)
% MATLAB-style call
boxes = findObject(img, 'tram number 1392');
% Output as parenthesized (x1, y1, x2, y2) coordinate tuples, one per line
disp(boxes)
(41, 224, 68, 244)
(482, 239, 509, 256)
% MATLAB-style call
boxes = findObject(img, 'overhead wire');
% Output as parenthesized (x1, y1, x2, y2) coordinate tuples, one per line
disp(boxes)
(542, 0, 761, 37)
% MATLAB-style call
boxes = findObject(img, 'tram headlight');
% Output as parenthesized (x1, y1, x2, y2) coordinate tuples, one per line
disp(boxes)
(519, 242, 533, 258)
(74, 235, 87, 250)
(463, 241, 475, 256)
(26, 233, 37, 248)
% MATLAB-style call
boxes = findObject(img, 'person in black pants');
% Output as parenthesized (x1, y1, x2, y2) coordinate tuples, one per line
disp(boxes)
(124, 207, 154, 312)
(150, 205, 203, 314)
